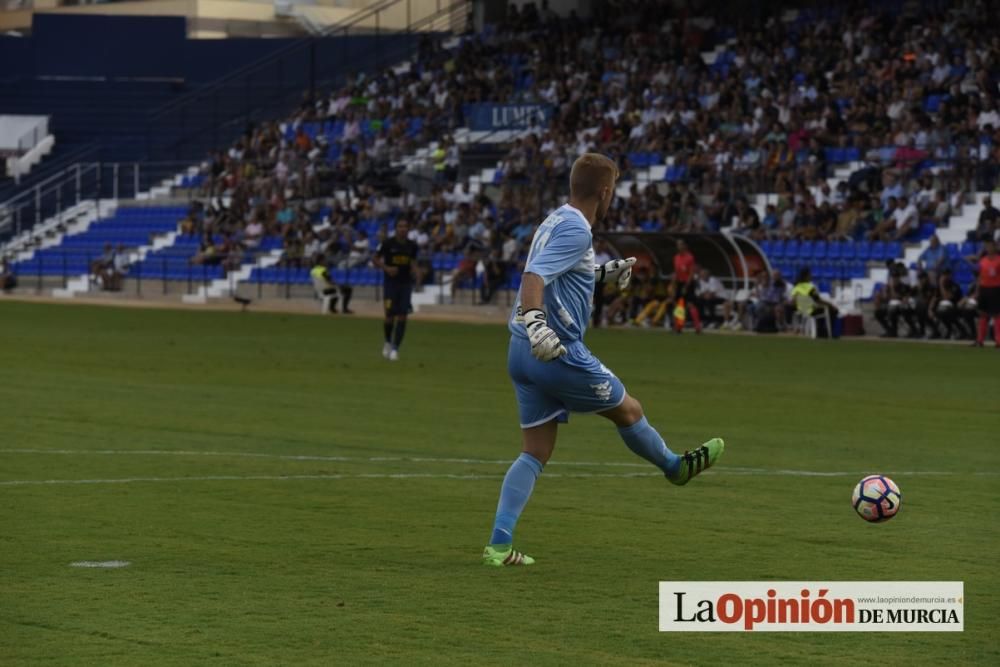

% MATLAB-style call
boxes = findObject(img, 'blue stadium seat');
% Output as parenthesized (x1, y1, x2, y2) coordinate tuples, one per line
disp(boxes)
(917, 222, 937, 240)
(407, 117, 424, 138)
(770, 239, 786, 259)
(924, 94, 948, 112)
(664, 165, 687, 182)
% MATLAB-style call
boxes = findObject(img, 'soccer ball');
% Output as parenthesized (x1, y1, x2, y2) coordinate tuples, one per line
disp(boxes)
(852, 475, 902, 522)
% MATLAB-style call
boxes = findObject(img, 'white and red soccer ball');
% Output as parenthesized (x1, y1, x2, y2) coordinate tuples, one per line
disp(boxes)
(852, 475, 902, 522)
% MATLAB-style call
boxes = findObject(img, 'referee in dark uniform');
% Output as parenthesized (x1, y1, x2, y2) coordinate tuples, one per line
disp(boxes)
(373, 218, 422, 361)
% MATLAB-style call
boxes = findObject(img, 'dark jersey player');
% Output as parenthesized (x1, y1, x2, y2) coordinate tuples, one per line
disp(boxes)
(373, 219, 421, 361)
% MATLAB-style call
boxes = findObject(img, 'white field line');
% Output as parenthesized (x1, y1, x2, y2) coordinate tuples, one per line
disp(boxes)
(0, 448, 995, 486)
(0, 448, 649, 467)
(70, 561, 130, 568)
(0, 472, 661, 486)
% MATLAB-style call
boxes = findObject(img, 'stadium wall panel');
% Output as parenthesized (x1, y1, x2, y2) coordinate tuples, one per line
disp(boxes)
(32, 14, 188, 80)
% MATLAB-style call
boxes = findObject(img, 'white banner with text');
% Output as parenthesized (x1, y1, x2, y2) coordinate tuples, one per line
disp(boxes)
(659, 581, 963, 632)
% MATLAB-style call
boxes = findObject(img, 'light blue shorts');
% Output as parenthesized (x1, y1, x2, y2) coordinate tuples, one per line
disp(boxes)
(507, 335, 627, 428)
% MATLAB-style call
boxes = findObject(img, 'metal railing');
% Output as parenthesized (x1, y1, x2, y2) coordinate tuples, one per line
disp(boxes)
(0, 161, 196, 238)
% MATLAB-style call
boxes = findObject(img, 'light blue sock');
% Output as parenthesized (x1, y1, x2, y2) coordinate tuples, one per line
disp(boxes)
(489, 452, 543, 545)
(618, 416, 681, 476)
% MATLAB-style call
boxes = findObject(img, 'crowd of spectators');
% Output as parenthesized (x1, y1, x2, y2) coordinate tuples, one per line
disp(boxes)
(175, 0, 999, 306)
(492, 0, 1000, 242)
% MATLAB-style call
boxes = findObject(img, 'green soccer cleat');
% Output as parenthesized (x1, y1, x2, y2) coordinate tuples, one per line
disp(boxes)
(668, 437, 725, 486)
(482, 545, 535, 567)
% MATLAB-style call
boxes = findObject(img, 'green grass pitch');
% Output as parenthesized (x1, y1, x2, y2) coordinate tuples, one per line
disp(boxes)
(0, 301, 997, 665)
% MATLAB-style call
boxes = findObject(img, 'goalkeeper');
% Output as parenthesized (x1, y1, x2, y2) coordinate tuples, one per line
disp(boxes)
(482, 153, 724, 567)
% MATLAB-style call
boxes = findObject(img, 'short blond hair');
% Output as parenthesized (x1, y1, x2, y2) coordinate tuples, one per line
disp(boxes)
(570, 153, 619, 200)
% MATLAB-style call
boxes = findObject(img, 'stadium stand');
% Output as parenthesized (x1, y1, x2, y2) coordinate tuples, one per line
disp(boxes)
(4, 0, 998, 324)
(13, 207, 184, 278)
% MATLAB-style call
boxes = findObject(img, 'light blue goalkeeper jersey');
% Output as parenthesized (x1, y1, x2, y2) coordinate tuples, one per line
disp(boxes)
(509, 204, 595, 344)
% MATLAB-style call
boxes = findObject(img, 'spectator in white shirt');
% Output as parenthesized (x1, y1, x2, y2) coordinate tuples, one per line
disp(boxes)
(408, 224, 430, 249)
(303, 232, 323, 260)
(243, 220, 264, 250)
(694, 268, 727, 328)
(342, 115, 361, 142)
(340, 232, 370, 269)
(501, 234, 520, 266)
(892, 195, 918, 240)
(452, 182, 475, 206)
(110, 244, 130, 290)
(977, 106, 1000, 130)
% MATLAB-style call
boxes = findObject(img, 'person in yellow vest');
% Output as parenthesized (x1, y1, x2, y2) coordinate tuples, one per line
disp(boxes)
(431, 142, 447, 183)
(791, 267, 838, 332)
(311, 255, 353, 314)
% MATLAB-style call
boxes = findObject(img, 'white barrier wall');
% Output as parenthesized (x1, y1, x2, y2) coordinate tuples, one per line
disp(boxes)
(0, 115, 50, 153)
(1, 116, 54, 182)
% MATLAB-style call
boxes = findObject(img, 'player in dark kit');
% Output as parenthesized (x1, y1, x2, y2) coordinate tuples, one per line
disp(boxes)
(373, 219, 421, 361)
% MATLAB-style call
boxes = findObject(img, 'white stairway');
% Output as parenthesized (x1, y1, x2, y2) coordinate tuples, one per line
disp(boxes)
(181, 249, 285, 304)
(411, 277, 452, 311)
(614, 153, 988, 302)
(12, 200, 117, 299)
(2, 200, 107, 262)
(1, 161, 197, 298)
(53, 225, 184, 298)
(848, 194, 986, 298)
(136, 165, 204, 201)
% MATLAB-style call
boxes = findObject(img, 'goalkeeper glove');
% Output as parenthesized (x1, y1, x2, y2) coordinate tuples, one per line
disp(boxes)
(596, 257, 637, 291)
(523, 308, 566, 361)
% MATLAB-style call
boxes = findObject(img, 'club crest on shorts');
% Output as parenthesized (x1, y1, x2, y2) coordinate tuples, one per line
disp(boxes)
(590, 380, 613, 401)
